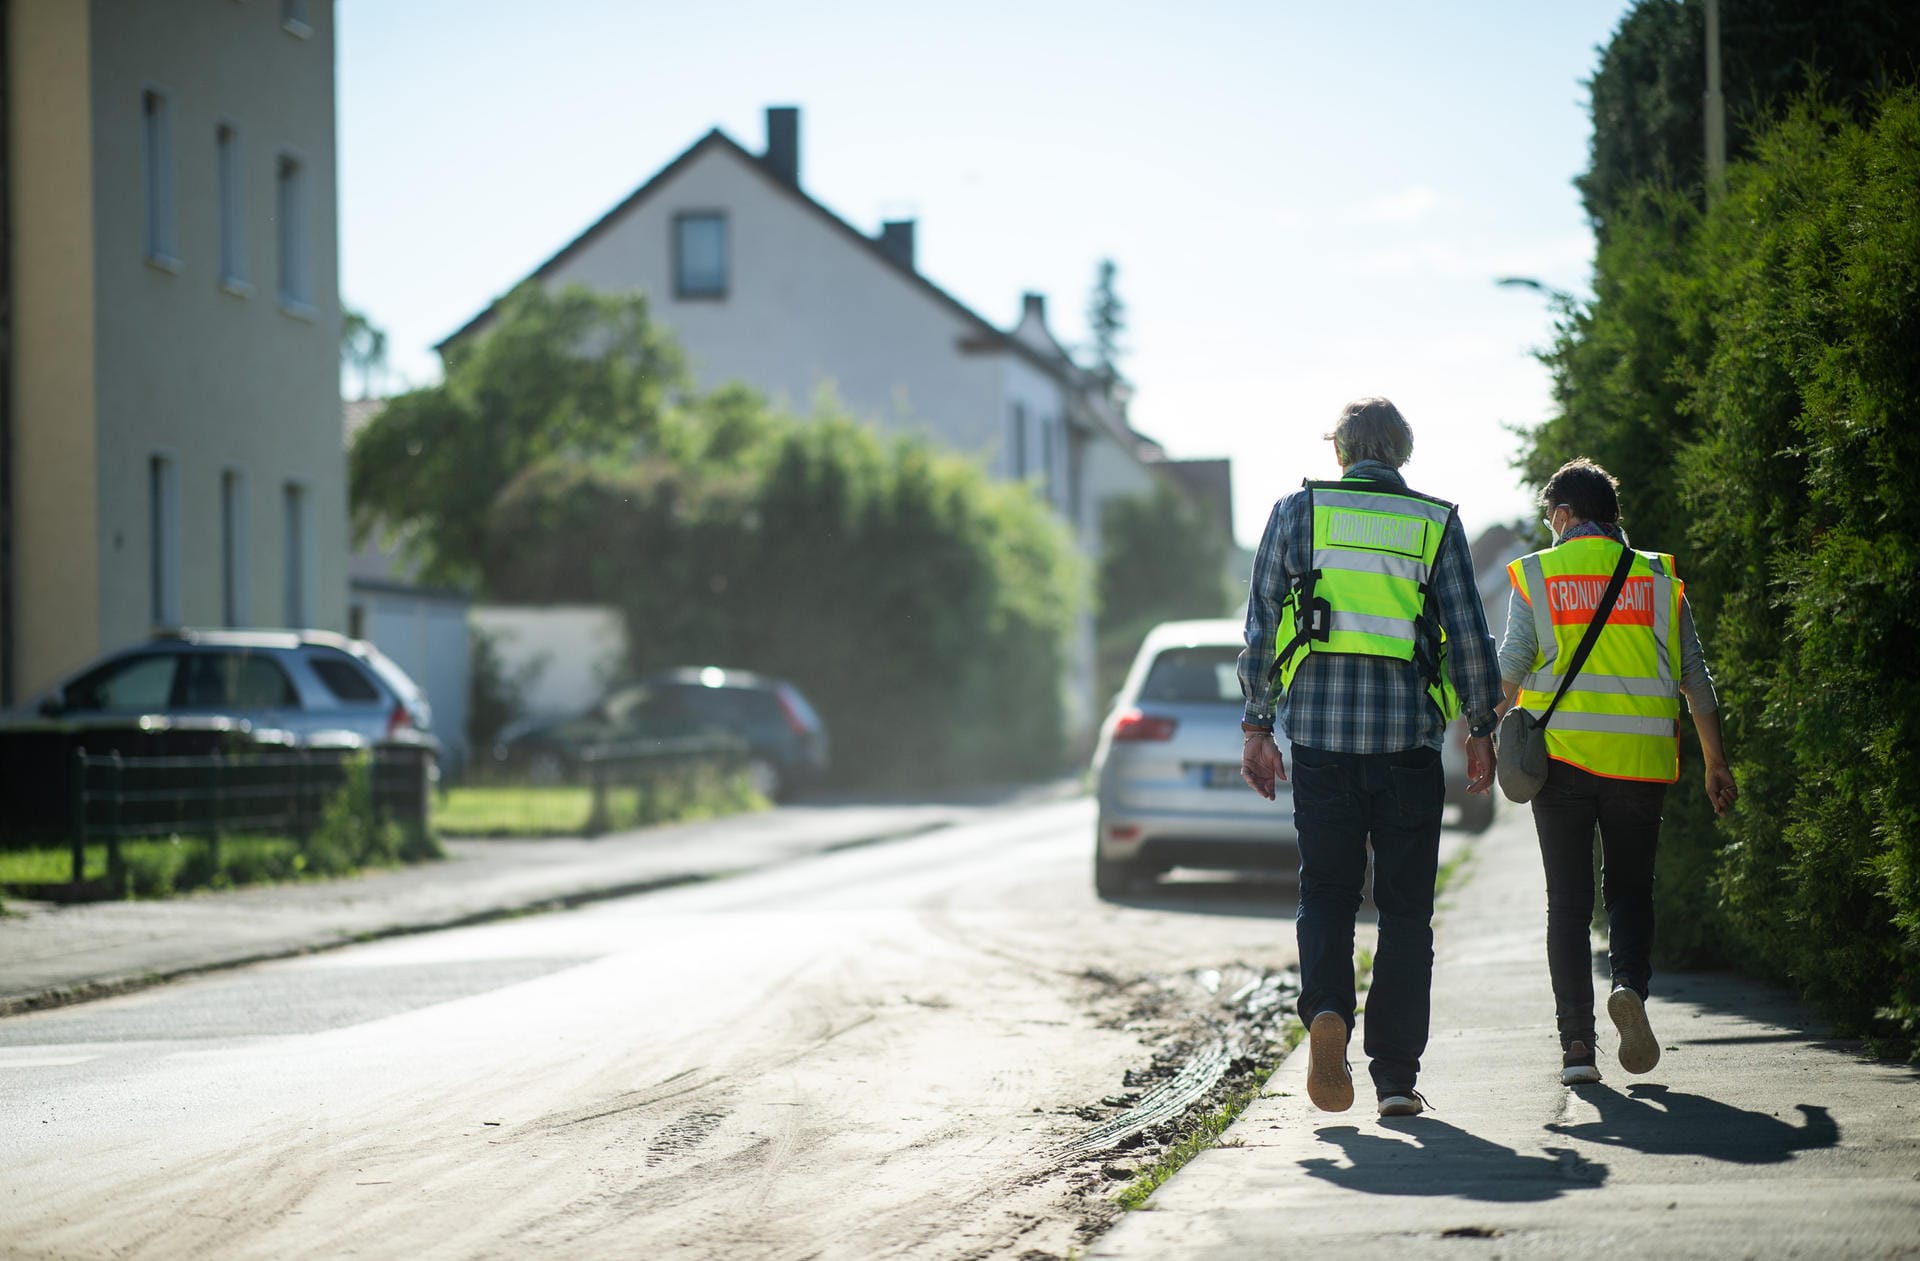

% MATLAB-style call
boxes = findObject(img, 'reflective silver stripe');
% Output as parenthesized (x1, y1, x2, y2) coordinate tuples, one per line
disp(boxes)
(1649, 564, 1674, 688)
(1328, 610, 1415, 639)
(1313, 488, 1455, 525)
(1547, 711, 1677, 738)
(1312, 549, 1431, 583)
(1522, 553, 1556, 674)
(1523, 670, 1676, 698)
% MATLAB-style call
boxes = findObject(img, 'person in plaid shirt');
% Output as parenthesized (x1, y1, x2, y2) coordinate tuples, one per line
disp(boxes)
(1238, 397, 1500, 1118)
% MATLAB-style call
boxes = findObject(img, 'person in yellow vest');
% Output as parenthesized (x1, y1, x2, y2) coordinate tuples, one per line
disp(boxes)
(1501, 457, 1737, 1087)
(1240, 397, 1501, 1118)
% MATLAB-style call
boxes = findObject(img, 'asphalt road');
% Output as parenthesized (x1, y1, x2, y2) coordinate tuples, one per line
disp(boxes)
(0, 795, 1308, 1260)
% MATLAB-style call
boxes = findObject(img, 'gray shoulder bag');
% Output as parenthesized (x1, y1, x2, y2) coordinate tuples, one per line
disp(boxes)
(1495, 543, 1636, 803)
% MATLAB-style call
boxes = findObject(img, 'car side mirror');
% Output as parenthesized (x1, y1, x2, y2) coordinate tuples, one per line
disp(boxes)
(39, 690, 66, 718)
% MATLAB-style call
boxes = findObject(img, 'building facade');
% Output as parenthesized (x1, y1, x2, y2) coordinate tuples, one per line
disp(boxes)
(1, 0, 348, 704)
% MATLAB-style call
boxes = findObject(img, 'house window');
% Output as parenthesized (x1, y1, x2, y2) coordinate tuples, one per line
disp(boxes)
(283, 482, 309, 626)
(281, 0, 312, 37)
(149, 455, 180, 627)
(142, 89, 177, 266)
(674, 212, 728, 299)
(222, 470, 249, 627)
(217, 125, 247, 290)
(276, 153, 311, 309)
(1009, 403, 1029, 479)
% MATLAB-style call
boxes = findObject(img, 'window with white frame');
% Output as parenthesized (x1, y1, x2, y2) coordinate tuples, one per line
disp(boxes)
(217, 125, 247, 289)
(149, 455, 181, 626)
(142, 89, 177, 265)
(283, 482, 309, 626)
(276, 153, 311, 308)
(1009, 403, 1029, 479)
(673, 212, 728, 299)
(222, 470, 249, 626)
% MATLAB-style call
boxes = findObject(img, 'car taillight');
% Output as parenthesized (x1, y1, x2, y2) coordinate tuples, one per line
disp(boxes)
(775, 689, 810, 736)
(386, 703, 412, 738)
(1111, 709, 1177, 742)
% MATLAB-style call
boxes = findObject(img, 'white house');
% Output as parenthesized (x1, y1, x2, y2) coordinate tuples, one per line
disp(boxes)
(441, 107, 1227, 746)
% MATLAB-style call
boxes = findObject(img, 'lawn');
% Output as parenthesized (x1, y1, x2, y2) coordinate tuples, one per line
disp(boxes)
(437, 770, 767, 838)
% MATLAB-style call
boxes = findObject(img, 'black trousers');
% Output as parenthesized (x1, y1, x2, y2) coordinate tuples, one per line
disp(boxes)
(1530, 758, 1668, 1049)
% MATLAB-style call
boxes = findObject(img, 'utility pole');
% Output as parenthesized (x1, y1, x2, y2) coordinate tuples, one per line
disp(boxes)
(1704, 0, 1728, 205)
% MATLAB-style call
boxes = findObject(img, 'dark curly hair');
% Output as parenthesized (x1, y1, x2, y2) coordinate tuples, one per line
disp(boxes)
(1539, 457, 1620, 525)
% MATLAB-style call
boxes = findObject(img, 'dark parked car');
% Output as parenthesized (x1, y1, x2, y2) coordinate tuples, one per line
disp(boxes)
(493, 667, 829, 800)
(8, 628, 436, 750)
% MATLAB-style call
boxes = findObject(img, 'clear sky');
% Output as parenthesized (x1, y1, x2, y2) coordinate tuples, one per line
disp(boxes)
(338, 0, 1639, 546)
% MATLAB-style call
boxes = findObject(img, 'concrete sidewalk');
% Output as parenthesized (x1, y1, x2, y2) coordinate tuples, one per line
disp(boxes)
(1093, 809, 1920, 1259)
(0, 782, 1080, 1017)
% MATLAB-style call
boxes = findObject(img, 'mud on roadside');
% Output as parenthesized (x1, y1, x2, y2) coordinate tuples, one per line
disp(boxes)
(1038, 963, 1303, 1255)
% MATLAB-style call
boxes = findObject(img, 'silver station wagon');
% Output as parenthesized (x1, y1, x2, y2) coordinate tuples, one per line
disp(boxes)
(1090, 618, 1298, 897)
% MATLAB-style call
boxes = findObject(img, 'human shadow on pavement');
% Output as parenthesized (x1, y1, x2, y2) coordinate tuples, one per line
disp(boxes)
(1299, 1119, 1609, 1202)
(1545, 1083, 1838, 1163)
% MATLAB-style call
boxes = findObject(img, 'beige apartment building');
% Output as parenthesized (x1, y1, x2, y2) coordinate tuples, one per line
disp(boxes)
(1, 0, 347, 704)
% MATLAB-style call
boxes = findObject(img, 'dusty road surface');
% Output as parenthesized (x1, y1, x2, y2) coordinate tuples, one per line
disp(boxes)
(0, 796, 1316, 1260)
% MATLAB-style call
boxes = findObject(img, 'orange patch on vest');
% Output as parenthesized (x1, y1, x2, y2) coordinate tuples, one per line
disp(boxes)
(1545, 575, 1657, 627)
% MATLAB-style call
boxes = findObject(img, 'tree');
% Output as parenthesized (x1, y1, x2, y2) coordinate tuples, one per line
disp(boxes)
(1095, 483, 1231, 702)
(348, 283, 686, 588)
(1084, 258, 1127, 400)
(1579, 0, 1920, 235)
(340, 308, 390, 400)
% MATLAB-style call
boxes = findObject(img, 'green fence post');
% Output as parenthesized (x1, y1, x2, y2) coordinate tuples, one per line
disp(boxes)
(584, 751, 610, 837)
(106, 752, 125, 897)
(70, 750, 89, 886)
(209, 751, 224, 874)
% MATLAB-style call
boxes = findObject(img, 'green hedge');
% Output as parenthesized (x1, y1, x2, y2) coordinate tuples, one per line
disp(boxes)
(1522, 88, 1920, 1055)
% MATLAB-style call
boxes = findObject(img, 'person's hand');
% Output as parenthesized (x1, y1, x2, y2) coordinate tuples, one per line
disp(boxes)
(1705, 760, 1737, 816)
(1240, 732, 1287, 801)
(1465, 734, 1496, 794)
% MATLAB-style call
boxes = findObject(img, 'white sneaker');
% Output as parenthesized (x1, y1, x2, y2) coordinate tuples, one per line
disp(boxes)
(1609, 986, 1661, 1074)
(1377, 1089, 1427, 1117)
(1305, 1011, 1355, 1112)
(1561, 1040, 1602, 1086)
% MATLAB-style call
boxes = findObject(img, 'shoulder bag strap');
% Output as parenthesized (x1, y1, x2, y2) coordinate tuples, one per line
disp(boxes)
(1538, 543, 1636, 728)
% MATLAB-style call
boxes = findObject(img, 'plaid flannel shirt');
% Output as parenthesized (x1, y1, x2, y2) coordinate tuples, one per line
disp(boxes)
(1238, 461, 1502, 752)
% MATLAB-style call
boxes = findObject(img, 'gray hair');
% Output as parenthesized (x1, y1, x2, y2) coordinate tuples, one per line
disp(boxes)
(1325, 397, 1414, 469)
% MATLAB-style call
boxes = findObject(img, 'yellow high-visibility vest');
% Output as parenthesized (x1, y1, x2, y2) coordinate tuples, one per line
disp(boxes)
(1508, 537, 1684, 782)
(1274, 479, 1460, 720)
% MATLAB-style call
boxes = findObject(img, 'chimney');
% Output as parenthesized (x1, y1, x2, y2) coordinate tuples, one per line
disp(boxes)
(877, 220, 916, 271)
(764, 106, 800, 185)
(1021, 292, 1047, 325)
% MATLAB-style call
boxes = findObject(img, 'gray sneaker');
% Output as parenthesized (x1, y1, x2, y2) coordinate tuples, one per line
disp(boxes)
(1561, 1040, 1602, 1086)
(1305, 1011, 1355, 1112)
(1609, 986, 1661, 1074)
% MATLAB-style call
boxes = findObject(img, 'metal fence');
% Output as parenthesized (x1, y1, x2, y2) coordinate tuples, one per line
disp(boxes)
(57, 744, 434, 893)
(579, 734, 745, 836)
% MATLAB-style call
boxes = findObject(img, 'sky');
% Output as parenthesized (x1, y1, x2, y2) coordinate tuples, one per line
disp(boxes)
(338, 0, 1639, 547)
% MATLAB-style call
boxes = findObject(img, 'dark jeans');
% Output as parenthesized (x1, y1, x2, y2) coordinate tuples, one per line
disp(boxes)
(1290, 741, 1444, 1094)
(1531, 759, 1667, 1049)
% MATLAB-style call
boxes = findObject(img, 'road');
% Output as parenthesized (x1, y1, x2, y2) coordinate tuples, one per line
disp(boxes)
(0, 796, 1308, 1260)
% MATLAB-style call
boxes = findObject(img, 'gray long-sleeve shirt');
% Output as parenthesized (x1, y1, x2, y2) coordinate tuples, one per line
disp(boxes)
(1496, 522, 1718, 715)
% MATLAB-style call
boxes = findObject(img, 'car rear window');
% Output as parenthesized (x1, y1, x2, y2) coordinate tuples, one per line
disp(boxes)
(1137, 646, 1243, 704)
(309, 654, 383, 703)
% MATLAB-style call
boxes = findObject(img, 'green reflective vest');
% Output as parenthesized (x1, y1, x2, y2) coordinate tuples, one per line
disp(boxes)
(1272, 479, 1461, 720)
(1507, 537, 1684, 782)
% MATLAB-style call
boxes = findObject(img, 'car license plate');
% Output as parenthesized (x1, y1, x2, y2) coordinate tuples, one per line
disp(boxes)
(1200, 763, 1243, 788)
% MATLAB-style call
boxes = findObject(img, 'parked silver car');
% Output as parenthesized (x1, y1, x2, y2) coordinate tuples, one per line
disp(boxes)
(14, 628, 435, 750)
(1091, 619, 1297, 897)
